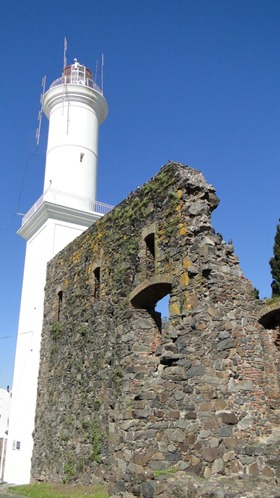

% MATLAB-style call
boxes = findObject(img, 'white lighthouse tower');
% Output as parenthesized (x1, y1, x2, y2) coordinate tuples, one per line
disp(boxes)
(4, 57, 111, 484)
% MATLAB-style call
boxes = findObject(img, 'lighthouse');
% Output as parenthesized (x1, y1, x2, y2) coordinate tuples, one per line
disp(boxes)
(43, 58, 107, 210)
(4, 58, 111, 484)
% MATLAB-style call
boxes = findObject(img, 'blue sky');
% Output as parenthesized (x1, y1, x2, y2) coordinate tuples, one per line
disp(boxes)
(0, 0, 280, 389)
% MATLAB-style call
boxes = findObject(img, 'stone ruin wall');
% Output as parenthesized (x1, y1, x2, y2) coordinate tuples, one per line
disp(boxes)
(31, 163, 280, 496)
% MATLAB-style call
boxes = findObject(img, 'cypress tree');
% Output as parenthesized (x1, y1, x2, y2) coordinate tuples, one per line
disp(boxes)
(270, 220, 280, 296)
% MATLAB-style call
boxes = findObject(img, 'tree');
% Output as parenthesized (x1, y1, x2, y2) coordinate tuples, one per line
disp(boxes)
(253, 287, 259, 300)
(270, 220, 280, 296)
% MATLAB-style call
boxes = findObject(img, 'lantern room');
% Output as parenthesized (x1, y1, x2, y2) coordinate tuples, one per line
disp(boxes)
(49, 59, 103, 94)
(63, 59, 92, 85)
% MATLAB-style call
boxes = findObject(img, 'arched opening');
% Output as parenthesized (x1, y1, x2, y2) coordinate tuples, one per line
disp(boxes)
(131, 282, 171, 310)
(130, 281, 171, 335)
(258, 306, 280, 412)
(259, 308, 280, 352)
(259, 308, 280, 331)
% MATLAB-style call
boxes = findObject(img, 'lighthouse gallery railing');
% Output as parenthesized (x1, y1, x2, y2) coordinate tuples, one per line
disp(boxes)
(21, 188, 114, 226)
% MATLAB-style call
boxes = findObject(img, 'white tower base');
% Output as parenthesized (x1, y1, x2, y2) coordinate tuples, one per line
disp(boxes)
(4, 199, 111, 484)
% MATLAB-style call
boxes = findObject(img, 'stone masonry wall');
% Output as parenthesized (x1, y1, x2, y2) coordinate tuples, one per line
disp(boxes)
(31, 163, 280, 496)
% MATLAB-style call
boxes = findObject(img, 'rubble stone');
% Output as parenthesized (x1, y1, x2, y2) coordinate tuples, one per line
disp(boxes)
(31, 163, 280, 496)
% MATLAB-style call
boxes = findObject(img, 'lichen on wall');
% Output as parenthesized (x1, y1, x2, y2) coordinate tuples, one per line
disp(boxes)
(31, 162, 280, 496)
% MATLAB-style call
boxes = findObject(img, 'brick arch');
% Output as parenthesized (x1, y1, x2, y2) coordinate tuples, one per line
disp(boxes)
(258, 302, 280, 329)
(257, 303, 280, 413)
(129, 274, 172, 310)
(141, 223, 157, 241)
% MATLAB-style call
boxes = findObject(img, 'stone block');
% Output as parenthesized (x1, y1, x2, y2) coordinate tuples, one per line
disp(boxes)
(198, 401, 213, 412)
(214, 399, 227, 410)
(211, 457, 224, 474)
(185, 365, 206, 378)
(262, 464, 275, 478)
(237, 414, 252, 430)
(161, 365, 188, 381)
(218, 412, 238, 425)
(222, 451, 235, 463)
(198, 430, 211, 439)
(217, 338, 237, 350)
(217, 425, 233, 437)
(237, 380, 254, 391)
(142, 481, 156, 498)
(131, 409, 149, 418)
(202, 447, 219, 463)
(209, 438, 220, 448)
(248, 461, 260, 476)
(203, 415, 221, 430)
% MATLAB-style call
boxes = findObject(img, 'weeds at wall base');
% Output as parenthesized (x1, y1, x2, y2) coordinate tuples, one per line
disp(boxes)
(6, 482, 108, 498)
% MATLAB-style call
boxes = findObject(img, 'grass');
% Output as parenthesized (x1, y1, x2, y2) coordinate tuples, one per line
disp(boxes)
(91, 419, 105, 464)
(264, 296, 280, 305)
(6, 483, 108, 498)
(153, 466, 177, 478)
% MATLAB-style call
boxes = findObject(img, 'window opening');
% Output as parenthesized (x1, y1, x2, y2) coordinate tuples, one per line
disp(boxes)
(145, 233, 155, 277)
(93, 267, 100, 300)
(57, 291, 63, 321)
(155, 294, 170, 333)
(131, 282, 171, 334)
(145, 233, 155, 258)
(130, 284, 171, 360)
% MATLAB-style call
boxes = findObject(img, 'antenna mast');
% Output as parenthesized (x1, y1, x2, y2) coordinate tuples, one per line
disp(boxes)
(36, 75, 46, 146)
(63, 37, 67, 69)
(62, 37, 68, 124)
(101, 53, 104, 94)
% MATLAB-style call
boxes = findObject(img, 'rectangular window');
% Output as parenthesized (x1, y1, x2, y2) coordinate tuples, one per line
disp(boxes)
(12, 440, 21, 450)
(57, 290, 63, 321)
(93, 267, 100, 300)
(145, 233, 155, 278)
